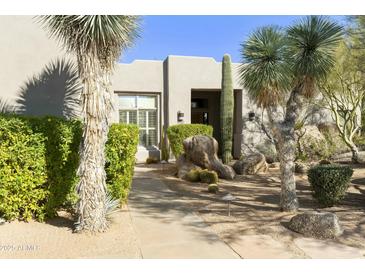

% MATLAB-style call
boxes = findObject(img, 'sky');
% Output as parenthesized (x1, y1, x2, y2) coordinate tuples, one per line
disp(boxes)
(120, 15, 347, 64)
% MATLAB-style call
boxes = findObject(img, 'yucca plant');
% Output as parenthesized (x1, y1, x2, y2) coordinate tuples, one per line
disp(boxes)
(39, 16, 140, 232)
(240, 16, 343, 211)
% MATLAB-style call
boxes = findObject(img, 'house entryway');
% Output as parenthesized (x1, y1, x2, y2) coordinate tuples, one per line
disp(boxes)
(191, 89, 243, 158)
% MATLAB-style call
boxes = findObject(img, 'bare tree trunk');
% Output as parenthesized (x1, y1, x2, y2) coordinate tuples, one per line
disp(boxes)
(277, 85, 306, 212)
(75, 54, 112, 232)
(350, 143, 360, 163)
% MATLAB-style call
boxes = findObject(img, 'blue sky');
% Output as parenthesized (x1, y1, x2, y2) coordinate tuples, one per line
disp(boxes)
(120, 15, 347, 64)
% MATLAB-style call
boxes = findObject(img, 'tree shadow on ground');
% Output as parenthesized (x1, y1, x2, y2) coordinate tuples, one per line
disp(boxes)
(141, 163, 365, 249)
(16, 58, 81, 119)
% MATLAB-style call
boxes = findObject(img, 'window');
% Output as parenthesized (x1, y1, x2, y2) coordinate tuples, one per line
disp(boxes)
(118, 95, 158, 147)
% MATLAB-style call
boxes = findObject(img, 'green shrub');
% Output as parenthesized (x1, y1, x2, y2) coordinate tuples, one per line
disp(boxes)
(255, 140, 278, 164)
(0, 114, 139, 222)
(184, 168, 202, 182)
(208, 183, 219, 193)
(28, 116, 82, 217)
(308, 164, 353, 207)
(166, 124, 213, 158)
(105, 124, 139, 203)
(199, 169, 219, 184)
(0, 116, 48, 221)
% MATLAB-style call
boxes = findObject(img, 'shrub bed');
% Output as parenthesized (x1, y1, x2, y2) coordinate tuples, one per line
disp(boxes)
(105, 124, 139, 203)
(0, 114, 139, 221)
(0, 116, 48, 221)
(307, 164, 353, 207)
(166, 124, 213, 158)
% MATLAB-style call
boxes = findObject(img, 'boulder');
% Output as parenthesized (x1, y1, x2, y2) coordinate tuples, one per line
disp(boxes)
(0, 218, 5, 225)
(294, 161, 309, 174)
(287, 211, 343, 239)
(180, 135, 235, 180)
(232, 153, 268, 175)
(176, 154, 201, 179)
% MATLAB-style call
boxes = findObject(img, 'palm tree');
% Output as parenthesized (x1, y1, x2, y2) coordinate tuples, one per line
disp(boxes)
(39, 16, 140, 232)
(240, 16, 343, 212)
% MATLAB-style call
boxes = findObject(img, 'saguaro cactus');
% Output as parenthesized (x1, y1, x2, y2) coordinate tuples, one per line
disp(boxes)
(220, 54, 234, 164)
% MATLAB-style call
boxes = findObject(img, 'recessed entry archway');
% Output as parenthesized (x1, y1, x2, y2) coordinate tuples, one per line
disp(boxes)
(191, 88, 243, 158)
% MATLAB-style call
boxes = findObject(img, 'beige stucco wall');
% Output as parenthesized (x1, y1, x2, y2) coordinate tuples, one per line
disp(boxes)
(164, 55, 242, 126)
(0, 16, 76, 115)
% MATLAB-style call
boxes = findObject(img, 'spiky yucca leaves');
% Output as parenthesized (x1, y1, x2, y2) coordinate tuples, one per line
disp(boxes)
(286, 16, 343, 98)
(220, 54, 234, 164)
(239, 26, 291, 108)
(239, 16, 343, 212)
(39, 16, 140, 232)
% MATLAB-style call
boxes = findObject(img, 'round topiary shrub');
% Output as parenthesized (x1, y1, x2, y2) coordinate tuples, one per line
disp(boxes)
(307, 164, 353, 207)
(199, 169, 218, 184)
(208, 184, 219, 194)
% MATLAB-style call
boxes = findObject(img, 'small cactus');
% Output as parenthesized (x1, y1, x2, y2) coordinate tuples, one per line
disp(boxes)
(220, 54, 234, 164)
(184, 168, 202, 182)
(199, 169, 219, 184)
(146, 157, 159, 164)
(208, 184, 219, 194)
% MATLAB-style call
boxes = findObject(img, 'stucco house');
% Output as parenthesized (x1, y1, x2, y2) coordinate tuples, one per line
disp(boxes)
(0, 16, 259, 162)
(0, 16, 332, 162)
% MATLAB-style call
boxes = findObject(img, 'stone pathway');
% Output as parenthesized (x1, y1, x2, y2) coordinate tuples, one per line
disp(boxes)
(128, 165, 365, 259)
(128, 166, 240, 259)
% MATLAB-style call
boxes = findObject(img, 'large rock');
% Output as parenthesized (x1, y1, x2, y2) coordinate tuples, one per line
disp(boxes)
(287, 211, 343, 239)
(232, 153, 268, 175)
(294, 161, 309, 174)
(180, 135, 235, 180)
(176, 154, 201, 179)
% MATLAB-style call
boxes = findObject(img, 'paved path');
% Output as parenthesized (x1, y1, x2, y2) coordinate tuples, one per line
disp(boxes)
(128, 166, 365, 259)
(128, 166, 240, 259)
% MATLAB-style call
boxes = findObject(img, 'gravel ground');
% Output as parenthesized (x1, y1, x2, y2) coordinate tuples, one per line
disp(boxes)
(0, 206, 142, 259)
(147, 162, 365, 256)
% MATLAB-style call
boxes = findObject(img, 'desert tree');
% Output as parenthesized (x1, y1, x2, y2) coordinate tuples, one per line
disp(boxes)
(320, 42, 365, 163)
(239, 16, 343, 211)
(39, 15, 140, 232)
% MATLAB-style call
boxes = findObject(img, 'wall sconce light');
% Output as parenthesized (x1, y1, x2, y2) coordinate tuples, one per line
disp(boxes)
(248, 111, 255, 121)
(177, 111, 184, 122)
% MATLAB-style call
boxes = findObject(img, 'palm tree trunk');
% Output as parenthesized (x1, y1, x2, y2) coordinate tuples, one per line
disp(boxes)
(277, 85, 305, 212)
(75, 54, 112, 232)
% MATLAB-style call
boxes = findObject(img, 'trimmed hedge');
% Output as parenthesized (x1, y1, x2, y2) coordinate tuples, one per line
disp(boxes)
(29, 116, 82, 217)
(0, 114, 139, 221)
(105, 124, 139, 203)
(0, 116, 48, 221)
(166, 124, 213, 158)
(307, 164, 353, 207)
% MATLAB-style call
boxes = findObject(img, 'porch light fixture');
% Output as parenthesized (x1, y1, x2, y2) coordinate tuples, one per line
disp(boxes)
(248, 111, 255, 121)
(177, 111, 184, 122)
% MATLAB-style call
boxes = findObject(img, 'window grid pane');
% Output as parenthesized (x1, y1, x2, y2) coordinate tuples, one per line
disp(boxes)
(118, 95, 158, 147)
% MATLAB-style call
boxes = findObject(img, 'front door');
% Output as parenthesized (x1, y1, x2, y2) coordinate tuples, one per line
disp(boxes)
(191, 111, 209, 125)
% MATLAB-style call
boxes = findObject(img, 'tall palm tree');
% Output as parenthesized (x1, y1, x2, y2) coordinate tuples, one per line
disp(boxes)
(240, 16, 343, 212)
(39, 16, 140, 232)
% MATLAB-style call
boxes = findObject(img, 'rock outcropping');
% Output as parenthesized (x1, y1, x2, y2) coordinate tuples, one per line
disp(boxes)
(232, 153, 268, 175)
(176, 135, 235, 180)
(287, 211, 343, 239)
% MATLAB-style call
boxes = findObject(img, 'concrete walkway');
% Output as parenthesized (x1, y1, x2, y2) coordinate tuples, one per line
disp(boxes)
(128, 166, 365, 259)
(128, 166, 240, 259)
